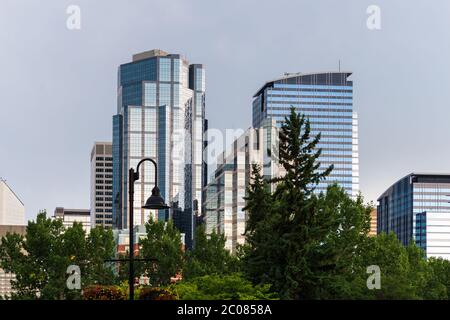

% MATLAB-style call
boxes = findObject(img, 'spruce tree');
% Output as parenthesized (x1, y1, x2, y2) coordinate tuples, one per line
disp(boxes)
(242, 107, 373, 299)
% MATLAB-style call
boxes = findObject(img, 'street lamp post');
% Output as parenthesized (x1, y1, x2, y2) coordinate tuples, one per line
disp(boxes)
(127, 158, 170, 300)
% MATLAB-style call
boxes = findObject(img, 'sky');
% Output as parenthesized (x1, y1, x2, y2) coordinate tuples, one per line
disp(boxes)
(1, 0, 450, 221)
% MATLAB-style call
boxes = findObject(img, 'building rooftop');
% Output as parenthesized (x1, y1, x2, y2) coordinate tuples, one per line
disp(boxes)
(253, 71, 353, 98)
(0, 178, 24, 206)
(54, 207, 90, 217)
(377, 172, 450, 201)
(132, 49, 169, 62)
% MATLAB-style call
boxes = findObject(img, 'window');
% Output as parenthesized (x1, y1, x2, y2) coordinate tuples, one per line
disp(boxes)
(195, 68, 205, 91)
(144, 133, 157, 157)
(159, 83, 171, 107)
(129, 133, 141, 157)
(159, 58, 171, 82)
(129, 108, 141, 131)
(144, 108, 156, 131)
(144, 82, 156, 106)
(173, 59, 180, 82)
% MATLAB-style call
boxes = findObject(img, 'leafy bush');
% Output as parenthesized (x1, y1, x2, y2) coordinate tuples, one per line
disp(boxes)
(139, 287, 177, 300)
(170, 274, 278, 300)
(82, 285, 126, 300)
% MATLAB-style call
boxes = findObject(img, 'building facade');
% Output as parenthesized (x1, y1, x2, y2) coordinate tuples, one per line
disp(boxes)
(369, 208, 377, 236)
(54, 207, 91, 234)
(0, 180, 25, 298)
(90, 142, 113, 228)
(0, 225, 26, 299)
(0, 179, 25, 226)
(252, 72, 359, 197)
(378, 173, 450, 259)
(112, 49, 206, 249)
(203, 119, 280, 253)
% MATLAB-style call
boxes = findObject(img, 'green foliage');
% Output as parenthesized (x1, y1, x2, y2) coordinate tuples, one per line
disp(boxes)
(0, 211, 117, 300)
(171, 274, 278, 300)
(273, 108, 333, 194)
(85, 226, 117, 285)
(139, 218, 184, 286)
(240, 107, 450, 300)
(424, 258, 450, 299)
(327, 233, 449, 300)
(183, 225, 238, 280)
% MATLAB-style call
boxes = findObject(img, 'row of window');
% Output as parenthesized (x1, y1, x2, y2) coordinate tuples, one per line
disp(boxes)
(96, 185, 112, 190)
(273, 83, 352, 90)
(96, 174, 113, 178)
(95, 197, 113, 202)
(95, 180, 112, 185)
(96, 191, 112, 196)
(268, 96, 353, 104)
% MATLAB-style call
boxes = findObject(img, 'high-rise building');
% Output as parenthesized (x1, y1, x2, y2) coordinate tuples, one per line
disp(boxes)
(54, 207, 91, 233)
(202, 119, 280, 253)
(252, 72, 359, 197)
(112, 49, 206, 249)
(378, 173, 450, 259)
(90, 142, 113, 228)
(0, 179, 25, 226)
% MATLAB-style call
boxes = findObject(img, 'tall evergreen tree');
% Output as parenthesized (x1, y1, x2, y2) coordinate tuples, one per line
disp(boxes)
(242, 107, 374, 299)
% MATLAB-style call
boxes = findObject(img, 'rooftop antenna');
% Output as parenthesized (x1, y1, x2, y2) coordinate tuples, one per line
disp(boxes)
(338, 59, 341, 72)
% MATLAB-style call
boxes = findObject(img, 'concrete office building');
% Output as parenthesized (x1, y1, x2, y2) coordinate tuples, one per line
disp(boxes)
(0, 179, 26, 299)
(113, 49, 206, 249)
(0, 179, 25, 226)
(90, 142, 113, 228)
(378, 173, 450, 259)
(54, 207, 91, 234)
(252, 72, 359, 197)
(0, 225, 26, 299)
(202, 119, 280, 253)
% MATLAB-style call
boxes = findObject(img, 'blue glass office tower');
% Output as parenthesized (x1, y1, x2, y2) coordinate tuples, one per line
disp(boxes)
(112, 49, 206, 249)
(378, 173, 450, 259)
(252, 72, 359, 196)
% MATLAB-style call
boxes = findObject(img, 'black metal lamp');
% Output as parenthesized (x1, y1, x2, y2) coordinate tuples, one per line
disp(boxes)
(142, 186, 170, 210)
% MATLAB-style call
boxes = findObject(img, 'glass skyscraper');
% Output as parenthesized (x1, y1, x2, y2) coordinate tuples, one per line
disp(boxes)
(112, 49, 206, 249)
(252, 72, 359, 196)
(378, 173, 450, 259)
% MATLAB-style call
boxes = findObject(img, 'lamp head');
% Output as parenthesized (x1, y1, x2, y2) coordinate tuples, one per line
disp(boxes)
(142, 186, 170, 210)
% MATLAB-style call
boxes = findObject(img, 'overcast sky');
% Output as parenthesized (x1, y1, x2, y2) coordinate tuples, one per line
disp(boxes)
(1, 0, 450, 221)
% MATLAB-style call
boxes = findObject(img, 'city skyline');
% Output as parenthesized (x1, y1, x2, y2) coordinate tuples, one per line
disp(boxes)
(2, 1, 450, 221)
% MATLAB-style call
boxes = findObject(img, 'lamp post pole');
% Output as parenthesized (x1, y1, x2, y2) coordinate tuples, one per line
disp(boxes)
(128, 158, 164, 301)
(128, 167, 135, 300)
